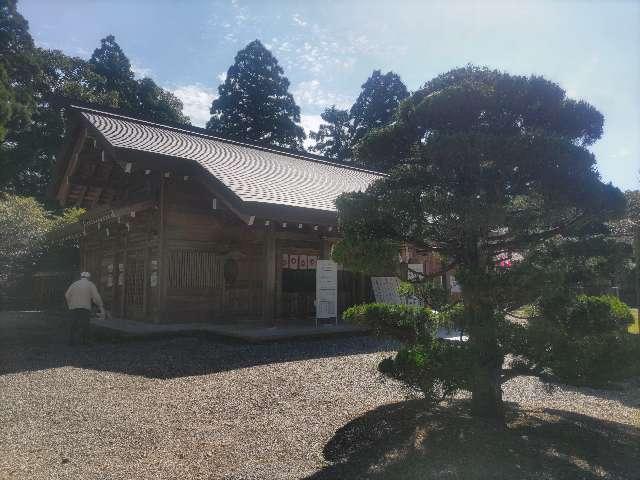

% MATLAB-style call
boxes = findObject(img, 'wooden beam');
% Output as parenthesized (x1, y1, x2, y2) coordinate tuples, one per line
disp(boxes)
(57, 128, 87, 205)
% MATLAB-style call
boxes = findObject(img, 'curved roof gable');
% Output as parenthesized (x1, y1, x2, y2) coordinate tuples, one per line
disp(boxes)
(81, 108, 382, 212)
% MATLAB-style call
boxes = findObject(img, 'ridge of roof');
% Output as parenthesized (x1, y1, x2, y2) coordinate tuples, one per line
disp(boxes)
(69, 104, 385, 177)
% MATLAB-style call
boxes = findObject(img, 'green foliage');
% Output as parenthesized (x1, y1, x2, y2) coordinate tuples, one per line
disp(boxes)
(540, 294, 633, 336)
(0, 63, 11, 141)
(337, 65, 625, 418)
(350, 70, 409, 159)
(0, 22, 187, 198)
(343, 302, 468, 404)
(342, 303, 443, 342)
(398, 281, 450, 311)
(309, 106, 352, 162)
(379, 339, 471, 404)
(0, 193, 83, 303)
(0, 0, 38, 132)
(207, 40, 305, 151)
(0, 194, 53, 264)
(331, 237, 398, 276)
(519, 294, 639, 385)
(547, 331, 639, 386)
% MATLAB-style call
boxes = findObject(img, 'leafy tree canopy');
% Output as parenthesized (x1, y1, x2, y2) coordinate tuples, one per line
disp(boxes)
(0, 0, 38, 140)
(0, 21, 188, 199)
(309, 106, 352, 162)
(207, 39, 305, 151)
(350, 70, 409, 160)
(336, 65, 625, 420)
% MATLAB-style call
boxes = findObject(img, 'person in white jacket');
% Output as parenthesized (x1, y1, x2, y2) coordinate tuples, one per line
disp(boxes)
(64, 272, 105, 345)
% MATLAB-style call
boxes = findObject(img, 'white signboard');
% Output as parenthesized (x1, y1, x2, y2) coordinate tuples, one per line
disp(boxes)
(371, 277, 403, 305)
(408, 263, 424, 281)
(406, 264, 424, 306)
(316, 260, 338, 322)
(450, 275, 461, 293)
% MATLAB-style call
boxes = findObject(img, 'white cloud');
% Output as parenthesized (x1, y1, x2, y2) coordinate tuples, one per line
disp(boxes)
(292, 79, 352, 110)
(170, 84, 217, 127)
(292, 13, 307, 27)
(300, 114, 323, 149)
(217, 71, 227, 83)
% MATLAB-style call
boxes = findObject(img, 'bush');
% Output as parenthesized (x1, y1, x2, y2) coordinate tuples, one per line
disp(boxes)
(344, 302, 466, 404)
(541, 294, 633, 336)
(525, 294, 638, 385)
(550, 332, 640, 385)
(342, 303, 445, 343)
(379, 338, 471, 404)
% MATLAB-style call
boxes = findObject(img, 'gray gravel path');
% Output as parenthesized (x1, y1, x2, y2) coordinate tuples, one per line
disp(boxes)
(1, 313, 638, 479)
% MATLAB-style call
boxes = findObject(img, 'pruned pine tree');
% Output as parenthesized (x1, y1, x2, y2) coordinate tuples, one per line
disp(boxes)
(337, 66, 625, 421)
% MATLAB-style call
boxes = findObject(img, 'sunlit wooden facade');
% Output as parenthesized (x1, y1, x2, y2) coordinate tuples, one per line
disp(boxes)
(50, 105, 379, 323)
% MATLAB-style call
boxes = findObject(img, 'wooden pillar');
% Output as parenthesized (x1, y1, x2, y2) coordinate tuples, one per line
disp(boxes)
(275, 241, 283, 319)
(263, 228, 277, 323)
(157, 175, 168, 323)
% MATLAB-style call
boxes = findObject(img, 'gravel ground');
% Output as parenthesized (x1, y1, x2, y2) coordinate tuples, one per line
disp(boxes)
(0, 312, 638, 479)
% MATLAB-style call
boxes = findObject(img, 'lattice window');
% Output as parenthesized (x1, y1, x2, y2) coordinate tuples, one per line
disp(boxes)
(168, 249, 221, 289)
(125, 250, 145, 307)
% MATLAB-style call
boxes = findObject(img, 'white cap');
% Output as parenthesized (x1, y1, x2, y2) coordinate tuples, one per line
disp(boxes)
(80, 271, 91, 278)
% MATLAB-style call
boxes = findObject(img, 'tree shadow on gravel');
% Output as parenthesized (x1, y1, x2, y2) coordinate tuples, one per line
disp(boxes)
(305, 399, 640, 480)
(0, 312, 396, 379)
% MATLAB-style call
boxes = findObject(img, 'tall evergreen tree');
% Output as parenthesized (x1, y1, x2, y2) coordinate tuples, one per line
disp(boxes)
(309, 106, 352, 162)
(0, 25, 188, 199)
(88, 35, 188, 124)
(349, 70, 409, 153)
(0, 0, 38, 137)
(88, 34, 137, 109)
(207, 40, 305, 151)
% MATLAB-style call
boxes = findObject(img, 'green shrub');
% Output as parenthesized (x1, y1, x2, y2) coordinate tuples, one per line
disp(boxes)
(525, 294, 638, 385)
(344, 302, 467, 404)
(379, 338, 472, 404)
(342, 303, 444, 342)
(541, 294, 633, 336)
(550, 332, 640, 385)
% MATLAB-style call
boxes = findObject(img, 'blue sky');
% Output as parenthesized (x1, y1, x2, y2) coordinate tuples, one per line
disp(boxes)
(20, 0, 640, 190)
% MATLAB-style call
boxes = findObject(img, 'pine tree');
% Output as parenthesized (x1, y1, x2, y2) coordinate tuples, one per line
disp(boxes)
(337, 66, 625, 421)
(88, 35, 188, 124)
(89, 35, 137, 109)
(0, 0, 38, 138)
(350, 70, 409, 154)
(207, 40, 305, 151)
(309, 106, 352, 162)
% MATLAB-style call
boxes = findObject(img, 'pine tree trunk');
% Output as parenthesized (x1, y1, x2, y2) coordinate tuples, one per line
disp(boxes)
(463, 282, 505, 424)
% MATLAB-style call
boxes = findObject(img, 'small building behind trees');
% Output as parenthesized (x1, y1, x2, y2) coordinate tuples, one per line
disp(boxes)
(48, 105, 383, 324)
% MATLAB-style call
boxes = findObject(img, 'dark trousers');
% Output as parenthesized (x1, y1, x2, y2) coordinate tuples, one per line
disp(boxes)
(69, 308, 91, 345)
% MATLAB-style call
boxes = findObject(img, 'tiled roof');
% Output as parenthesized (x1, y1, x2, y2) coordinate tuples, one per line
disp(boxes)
(79, 108, 382, 212)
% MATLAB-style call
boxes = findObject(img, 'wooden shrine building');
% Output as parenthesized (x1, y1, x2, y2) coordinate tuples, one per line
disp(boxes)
(49, 105, 382, 324)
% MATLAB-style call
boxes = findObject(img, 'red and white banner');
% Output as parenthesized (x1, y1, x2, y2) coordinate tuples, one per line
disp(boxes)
(308, 255, 318, 269)
(298, 255, 308, 269)
(289, 254, 299, 270)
